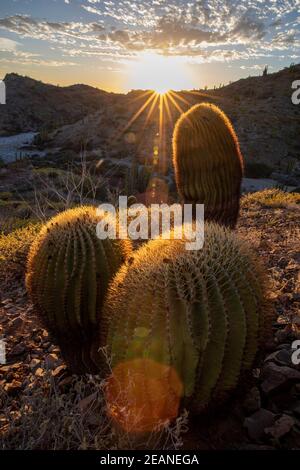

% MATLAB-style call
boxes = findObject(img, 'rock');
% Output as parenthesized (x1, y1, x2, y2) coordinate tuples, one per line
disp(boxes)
(29, 358, 41, 370)
(270, 172, 300, 187)
(4, 379, 22, 395)
(7, 316, 23, 333)
(265, 414, 295, 439)
(243, 387, 261, 415)
(48, 345, 60, 353)
(35, 367, 44, 377)
(9, 342, 27, 356)
(261, 362, 300, 395)
(265, 349, 293, 368)
(45, 353, 59, 369)
(275, 325, 296, 343)
(52, 365, 66, 377)
(244, 408, 276, 441)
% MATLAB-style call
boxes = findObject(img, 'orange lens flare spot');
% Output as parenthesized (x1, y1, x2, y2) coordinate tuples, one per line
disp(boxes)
(105, 358, 183, 434)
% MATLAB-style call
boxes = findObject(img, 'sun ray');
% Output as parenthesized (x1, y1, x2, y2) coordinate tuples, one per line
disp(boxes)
(115, 91, 156, 140)
(169, 90, 191, 107)
(129, 89, 153, 104)
(144, 92, 160, 129)
(162, 93, 172, 123)
(136, 92, 160, 153)
(166, 91, 186, 116)
(185, 90, 222, 101)
(158, 93, 168, 175)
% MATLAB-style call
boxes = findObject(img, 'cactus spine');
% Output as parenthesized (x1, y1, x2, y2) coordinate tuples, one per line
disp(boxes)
(102, 224, 269, 414)
(172, 103, 244, 228)
(26, 206, 132, 374)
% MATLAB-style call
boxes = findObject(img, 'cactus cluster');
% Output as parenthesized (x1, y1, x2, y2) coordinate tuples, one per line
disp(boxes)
(26, 206, 132, 373)
(173, 103, 244, 228)
(25, 102, 271, 428)
(102, 224, 269, 413)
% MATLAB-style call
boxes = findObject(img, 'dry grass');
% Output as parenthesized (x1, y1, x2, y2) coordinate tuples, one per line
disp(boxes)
(0, 371, 188, 450)
(0, 222, 41, 283)
(242, 188, 300, 209)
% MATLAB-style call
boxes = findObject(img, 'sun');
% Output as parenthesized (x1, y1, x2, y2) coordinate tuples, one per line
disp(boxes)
(154, 85, 170, 95)
(126, 53, 191, 93)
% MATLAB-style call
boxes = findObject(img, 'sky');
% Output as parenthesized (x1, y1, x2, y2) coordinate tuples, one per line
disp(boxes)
(0, 0, 299, 92)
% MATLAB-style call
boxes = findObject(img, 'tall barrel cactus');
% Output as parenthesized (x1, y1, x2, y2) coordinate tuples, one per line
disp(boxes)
(102, 224, 270, 416)
(26, 206, 132, 374)
(173, 103, 244, 228)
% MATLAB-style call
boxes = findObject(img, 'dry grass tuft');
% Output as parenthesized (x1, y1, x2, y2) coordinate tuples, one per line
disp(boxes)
(0, 222, 41, 284)
(242, 188, 300, 209)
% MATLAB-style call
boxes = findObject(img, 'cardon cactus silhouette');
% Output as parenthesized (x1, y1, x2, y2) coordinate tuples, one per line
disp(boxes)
(173, 103, 244, 228)
(102, 224, 270, 416)
(26, 206, 132, 374)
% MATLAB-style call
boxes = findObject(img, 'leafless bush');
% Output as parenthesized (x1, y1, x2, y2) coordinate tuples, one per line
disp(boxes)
(19, 151, 110, 221)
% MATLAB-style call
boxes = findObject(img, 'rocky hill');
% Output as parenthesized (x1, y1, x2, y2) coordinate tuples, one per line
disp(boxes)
(1, 65, 299, 183)
(46, 64, 300, 181)
(0, 73, 120, 136)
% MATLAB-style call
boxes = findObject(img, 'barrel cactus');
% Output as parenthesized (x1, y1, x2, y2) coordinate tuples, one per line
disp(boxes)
(172, 103, 244, 228)
(102, 223, 270, 426)
(26, 206, 132, 374)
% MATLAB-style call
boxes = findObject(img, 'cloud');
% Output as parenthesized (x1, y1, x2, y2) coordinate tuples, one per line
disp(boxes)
(0, 15, 103, 43)
(0, 37, 19, 51)
(0, 0, 298, 64)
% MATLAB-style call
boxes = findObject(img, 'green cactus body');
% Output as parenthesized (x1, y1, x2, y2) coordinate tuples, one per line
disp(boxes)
(172, 103, 244, 228)
(102, 223, 270, 414)
(26, 206, 132, 374)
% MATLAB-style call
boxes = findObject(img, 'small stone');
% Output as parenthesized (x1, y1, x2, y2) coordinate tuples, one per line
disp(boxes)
(35, 367, 44, 377)
(29, 358, 41, 370)
(265, 349, 293, 367)
(9, 342, 26, 356)
(243, 387, 261, 415)
(4, 379, 22, 395)
(244, 408, 276, 441)
(261, 362, 300, 395)
(45, 353, 58, 369)
(8, 316, 23, 332)
(265, 414, 295, 439)
(52, 365, 66, 377)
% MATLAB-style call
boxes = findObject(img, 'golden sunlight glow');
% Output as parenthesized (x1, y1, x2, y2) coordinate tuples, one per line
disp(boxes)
(127, 53, 192, 93)
(105, 358, 183, 433)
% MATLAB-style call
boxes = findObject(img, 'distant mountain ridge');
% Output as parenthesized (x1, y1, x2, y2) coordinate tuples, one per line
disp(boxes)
(1, 65, 299, 177)
(0, 73, 120, 136)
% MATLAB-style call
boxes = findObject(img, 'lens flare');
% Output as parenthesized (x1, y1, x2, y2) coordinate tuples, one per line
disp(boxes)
(105, 358, 183, 434)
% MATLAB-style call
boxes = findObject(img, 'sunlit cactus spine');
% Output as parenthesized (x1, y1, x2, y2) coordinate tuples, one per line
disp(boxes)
(102, 224, 270, 415)
(173, 103, 244, 228)
(26, 206, 132, 374)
